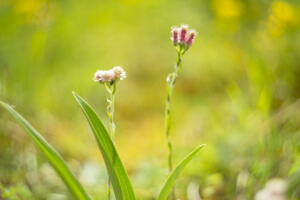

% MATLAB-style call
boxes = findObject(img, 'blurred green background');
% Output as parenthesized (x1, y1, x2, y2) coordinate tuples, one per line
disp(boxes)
(1, 0, 300, 199)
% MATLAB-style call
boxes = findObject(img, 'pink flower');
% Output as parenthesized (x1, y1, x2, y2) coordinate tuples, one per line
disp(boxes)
(93, 66, 126, 84)
(171, 24, 197, 49)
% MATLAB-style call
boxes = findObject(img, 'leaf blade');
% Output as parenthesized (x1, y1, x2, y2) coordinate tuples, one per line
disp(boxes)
(157, 144, 205, 200)
(0, 101, 91, 200)
(73, 92, 136, 200)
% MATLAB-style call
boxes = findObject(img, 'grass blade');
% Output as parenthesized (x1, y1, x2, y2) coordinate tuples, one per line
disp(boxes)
(0, 101, 91, 200)
(73, 92, 136, 200)
(157, 144, 205, 200)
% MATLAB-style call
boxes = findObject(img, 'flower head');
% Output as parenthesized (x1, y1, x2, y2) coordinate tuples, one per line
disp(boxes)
(171, 24, 197, 50)
(112, 66, 126, 81)
(93, 66, 126, 84)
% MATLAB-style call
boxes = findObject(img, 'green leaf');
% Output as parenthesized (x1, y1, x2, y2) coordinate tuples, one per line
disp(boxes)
(157, 144, 205, 200)
(0, 101, 91, 200)
(73, 92, 136, 200)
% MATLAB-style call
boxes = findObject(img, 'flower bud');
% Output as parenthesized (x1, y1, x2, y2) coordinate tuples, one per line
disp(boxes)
(179, 24, 188, 43)
(171, 27, 179, 45)
(186, 29, 197, 47)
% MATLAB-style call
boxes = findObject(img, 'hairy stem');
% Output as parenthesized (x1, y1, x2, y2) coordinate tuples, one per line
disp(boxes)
(164, 50, 183, 200)
(105, 82, 116, 200)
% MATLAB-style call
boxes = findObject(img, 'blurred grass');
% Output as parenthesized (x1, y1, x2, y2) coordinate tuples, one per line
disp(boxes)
(1, 0, 300, 199)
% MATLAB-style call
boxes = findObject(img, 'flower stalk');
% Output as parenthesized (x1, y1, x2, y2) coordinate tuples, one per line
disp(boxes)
(105, 82, 116, 200)
(105, 82, 116, 139)
(164, 24, 196, 200)
(93, 66, 126, 200)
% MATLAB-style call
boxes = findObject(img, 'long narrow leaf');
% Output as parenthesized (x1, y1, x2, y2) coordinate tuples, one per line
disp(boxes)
(0, 101, 91, 200)
(73, 92, 136, 200)
(157, 144, 205, 200)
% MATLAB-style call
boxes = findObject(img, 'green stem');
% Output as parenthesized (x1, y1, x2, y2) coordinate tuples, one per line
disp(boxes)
(105, 82, 116, 200)
(164, 50, 183, 200)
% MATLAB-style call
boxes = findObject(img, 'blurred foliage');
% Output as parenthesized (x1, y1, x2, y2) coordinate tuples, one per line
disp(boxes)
(1, 0, 300, 199)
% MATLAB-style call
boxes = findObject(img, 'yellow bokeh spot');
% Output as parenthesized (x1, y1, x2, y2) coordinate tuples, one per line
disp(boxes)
(212, 0, 243, 19)
(267, 1, 295, 36)
(14, 0, 43, 16)
(271, 0, 295, 24)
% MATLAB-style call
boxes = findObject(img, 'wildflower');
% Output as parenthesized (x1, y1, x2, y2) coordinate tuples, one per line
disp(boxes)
(171, 24, 197, 51)
(93, 66, 126, 200)
(166, 24, 197, 200)
(93, 66, 126, 84)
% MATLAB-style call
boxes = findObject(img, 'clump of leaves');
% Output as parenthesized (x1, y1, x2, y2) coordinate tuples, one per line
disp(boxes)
(0, 24, 205, 200)
(0, 94, 204, 200)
